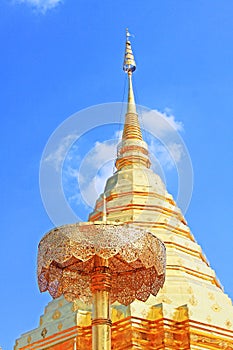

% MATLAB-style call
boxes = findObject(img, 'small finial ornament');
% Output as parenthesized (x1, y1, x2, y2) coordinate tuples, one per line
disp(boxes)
(126, 28, 130, 40)
(123, 28, 136, 73)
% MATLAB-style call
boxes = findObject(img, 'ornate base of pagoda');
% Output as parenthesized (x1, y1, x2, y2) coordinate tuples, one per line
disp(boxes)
(15, 301, 233, 350)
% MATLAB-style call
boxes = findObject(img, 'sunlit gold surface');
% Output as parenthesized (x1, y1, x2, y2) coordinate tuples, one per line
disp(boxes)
(117, 32, 153, 173)
(91, 257, 111, 350)
(37, 222, 166, 305)
(15, 29, 233, 350)
(37, 222, 165, 350)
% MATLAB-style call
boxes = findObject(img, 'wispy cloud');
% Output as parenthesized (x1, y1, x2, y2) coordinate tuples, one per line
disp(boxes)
(44, 134, 78, 171)
(141, 109, 185, 171)
(79, 160, 115, 208)
(64, 138, 117, 208)
(60, 130, 119, 210)
(148, 137, 184, 171)
(142, 109, 183, 138)
(15, 0, 62, 13)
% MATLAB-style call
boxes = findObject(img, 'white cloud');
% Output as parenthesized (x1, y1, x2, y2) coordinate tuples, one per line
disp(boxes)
(44, 134, 78, 172)
(15, 0, 62, 12)
(82, 141, 117, 168)
(142, 109, 183, 139)
(148, 138, 184, 171)
(141, 108, 185, 171)
(63, 138, 118, 209)
(80, 161, 114, 208)
(77, 141, 116, 207)
(167, 142, 184, 163)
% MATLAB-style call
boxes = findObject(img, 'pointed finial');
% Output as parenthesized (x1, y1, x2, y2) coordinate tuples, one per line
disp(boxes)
(123, 28, 136, 73)
(115, 30, 151, 170)
(122, 28, 137, 116)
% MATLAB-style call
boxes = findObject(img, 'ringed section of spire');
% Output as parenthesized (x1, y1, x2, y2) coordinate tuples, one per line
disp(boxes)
(115, 138, 151, 170)
(123, 30, 137, 74)
(116, 32, 151, 171)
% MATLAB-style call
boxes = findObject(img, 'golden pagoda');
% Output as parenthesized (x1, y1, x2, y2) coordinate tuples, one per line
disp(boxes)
(15, 31, 233, 350)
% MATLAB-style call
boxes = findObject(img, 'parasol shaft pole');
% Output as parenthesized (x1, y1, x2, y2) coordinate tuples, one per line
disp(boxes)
(91, 256, 111, 350)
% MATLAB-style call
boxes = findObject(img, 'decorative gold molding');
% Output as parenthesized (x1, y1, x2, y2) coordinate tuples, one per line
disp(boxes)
(41, 327, 47, 338)
(27, 335, 31, 344)
(189, 295, 198, 306)
(211, 303, 221, 312)
(52, 310, 61, 320)
(225, 319, 232, 329)
(57, 323, 63, 331)
(58, 300, 63, 307)
(208, 292, 215, 300)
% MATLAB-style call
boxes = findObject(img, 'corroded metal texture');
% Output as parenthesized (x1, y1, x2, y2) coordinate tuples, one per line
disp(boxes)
(37, 222, 166, 305)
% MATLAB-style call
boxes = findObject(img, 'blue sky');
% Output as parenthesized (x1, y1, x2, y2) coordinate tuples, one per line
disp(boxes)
(1, 0, 233, 349)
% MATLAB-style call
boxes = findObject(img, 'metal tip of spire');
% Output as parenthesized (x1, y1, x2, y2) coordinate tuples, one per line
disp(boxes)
(126, 28, 130, 40)
(123, 28, 136, 73)
(122, 29, 140, 130)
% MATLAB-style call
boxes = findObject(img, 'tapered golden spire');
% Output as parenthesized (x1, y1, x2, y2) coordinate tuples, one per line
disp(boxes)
(114, 29, 151, 171)
(122, 29, 142, 140)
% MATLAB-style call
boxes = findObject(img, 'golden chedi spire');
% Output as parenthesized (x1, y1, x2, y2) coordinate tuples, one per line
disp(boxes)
(122, 28, 142, 139)
(115, 29, 151, 171)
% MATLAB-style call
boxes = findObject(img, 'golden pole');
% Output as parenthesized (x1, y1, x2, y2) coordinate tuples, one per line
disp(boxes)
(91, 256, 112, 350)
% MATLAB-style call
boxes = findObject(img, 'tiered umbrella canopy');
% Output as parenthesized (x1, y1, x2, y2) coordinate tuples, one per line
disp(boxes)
(38, 222, 165, 304)
(37, 222, 166, 350)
